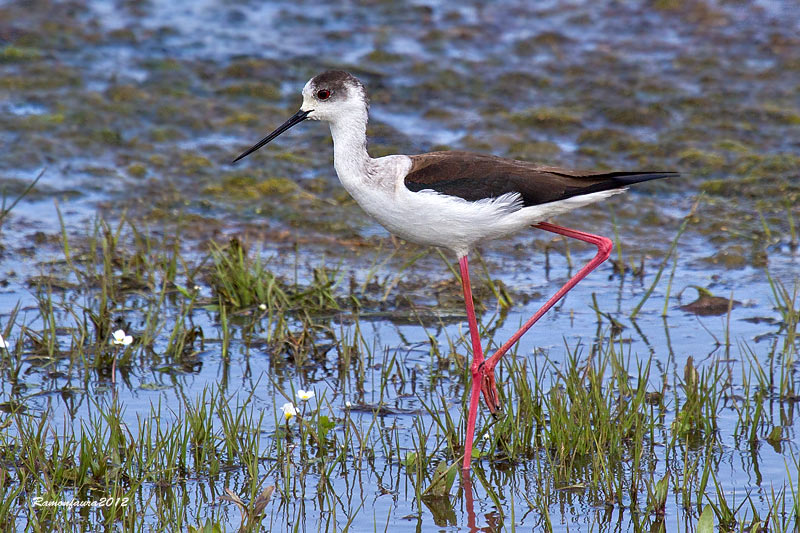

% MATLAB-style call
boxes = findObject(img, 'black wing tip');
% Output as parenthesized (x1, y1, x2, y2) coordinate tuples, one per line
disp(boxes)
(550, 171, 677, 204)
(612, 171, 678, 185)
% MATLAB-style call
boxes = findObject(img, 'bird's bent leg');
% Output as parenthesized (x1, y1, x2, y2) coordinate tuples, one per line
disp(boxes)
(480, 222, 613, 386)
(458, 255, 488, 471)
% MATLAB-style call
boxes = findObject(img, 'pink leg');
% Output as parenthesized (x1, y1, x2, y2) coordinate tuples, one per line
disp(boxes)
(459, 255, 485, 471)
(482, 222, 613, 375)
(461, 222, 613, 470)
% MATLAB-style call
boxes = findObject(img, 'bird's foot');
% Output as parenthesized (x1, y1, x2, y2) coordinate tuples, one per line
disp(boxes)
(479, 363, 501, 416)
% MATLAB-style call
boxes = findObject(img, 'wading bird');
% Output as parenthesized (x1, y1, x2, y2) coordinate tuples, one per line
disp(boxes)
(233, 70, 675, 470)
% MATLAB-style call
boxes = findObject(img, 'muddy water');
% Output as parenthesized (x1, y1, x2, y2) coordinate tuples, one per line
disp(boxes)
(1, 0, 798, 531)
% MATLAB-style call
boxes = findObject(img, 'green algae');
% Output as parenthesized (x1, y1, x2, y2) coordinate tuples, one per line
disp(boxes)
(677, 148, 727, 175)
(126, 164, 148, 179)
(223, 111, 261, 127)
(459, 135, 494, 154)
(514, 32, 573, 55)
(106, 85, 149, 103)
(700, 172, 800, 200)
(712, 139, 751, 154)
(272, 151, 312, 165)
(0, 65, 82, 90)
(492, 72, 552, 93)
(202, 174, 296, 200)
(0, 45, 42, 63)
(141, 57, 184, 72)
(222, 58, 282, 79)
(653, 0, 729, 25)
(738, 153, 800, 178)
(506, 139, 562, 160)
(178, 152, 214, 173)
(422, 108, 455, 121)
(507, 107, 582, 132)
(106, 27, 138, 44)
(10, 113, 65, 131)
(90, 128, 124, 146)
(369, 144, 403, 158)
(700, 245, 749, 269)
(577, 128, 648, 153)
(601, 104, 670, 127)
(364, 49, 405, 64)
(148, 127, 186, 143)
(217, 82, 281, 101)
(753, 103, 800, 126)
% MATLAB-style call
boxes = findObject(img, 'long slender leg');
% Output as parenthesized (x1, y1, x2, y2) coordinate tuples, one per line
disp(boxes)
(460, 222, 612, 470)
(458, 255, 485, 471)
(478, 222, 613, 405)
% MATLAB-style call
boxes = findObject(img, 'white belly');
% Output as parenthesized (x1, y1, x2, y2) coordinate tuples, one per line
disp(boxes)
(352, 182, 623, 258)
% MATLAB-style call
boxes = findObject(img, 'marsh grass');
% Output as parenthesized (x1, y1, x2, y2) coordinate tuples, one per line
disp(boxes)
(0, 211, 798, 531)
(208, 237, 339, 313)
(0, 169, 44, 230)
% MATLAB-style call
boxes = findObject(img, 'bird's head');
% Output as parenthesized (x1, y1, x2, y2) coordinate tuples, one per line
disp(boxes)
(233, 70, 368, 163)
(300, 70, 368, 122)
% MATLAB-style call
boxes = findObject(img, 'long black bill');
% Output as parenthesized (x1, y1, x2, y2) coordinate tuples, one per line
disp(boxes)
(232, 109, 312, 163)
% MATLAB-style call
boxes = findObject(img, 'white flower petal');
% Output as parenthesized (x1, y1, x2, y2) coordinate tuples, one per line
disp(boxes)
(280, 402, 297, 420)
(0, 335, 8, 349)
(112, 329, 133, 346)
(297, 389, 315, 401)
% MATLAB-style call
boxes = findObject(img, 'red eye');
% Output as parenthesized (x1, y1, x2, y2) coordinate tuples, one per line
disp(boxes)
(316, 89, 331, 100)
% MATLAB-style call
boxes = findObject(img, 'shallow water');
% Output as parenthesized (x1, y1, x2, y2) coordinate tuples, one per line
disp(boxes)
(1, 0, 798, 531)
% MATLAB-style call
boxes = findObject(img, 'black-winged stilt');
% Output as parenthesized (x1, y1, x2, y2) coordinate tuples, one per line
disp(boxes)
(233, 70, 676, 470)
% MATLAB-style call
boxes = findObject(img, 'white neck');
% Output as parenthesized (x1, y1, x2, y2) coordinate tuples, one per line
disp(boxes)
(329, 108, 372, 192)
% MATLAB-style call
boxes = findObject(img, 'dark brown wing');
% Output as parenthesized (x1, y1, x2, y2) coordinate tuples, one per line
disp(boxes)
(404, 151, 676, 207)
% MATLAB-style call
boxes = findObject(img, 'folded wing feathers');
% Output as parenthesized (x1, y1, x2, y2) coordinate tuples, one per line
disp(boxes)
(405, 152, 676, 207)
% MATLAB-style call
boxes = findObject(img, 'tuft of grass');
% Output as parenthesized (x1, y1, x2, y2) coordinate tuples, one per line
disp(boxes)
(207, 236, 341, 314)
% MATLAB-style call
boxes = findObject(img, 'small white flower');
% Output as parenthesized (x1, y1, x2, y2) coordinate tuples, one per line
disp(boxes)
(345, 401, 352, 408)
(296, 389, 315, 401)
(0, 335, 8, 349)
(111, 329, 133, 346)
(482, 433, 490, 441)
(280, 402, 297, 420)
(259, 303, 267, 311)
(193, 285, 201, 291)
